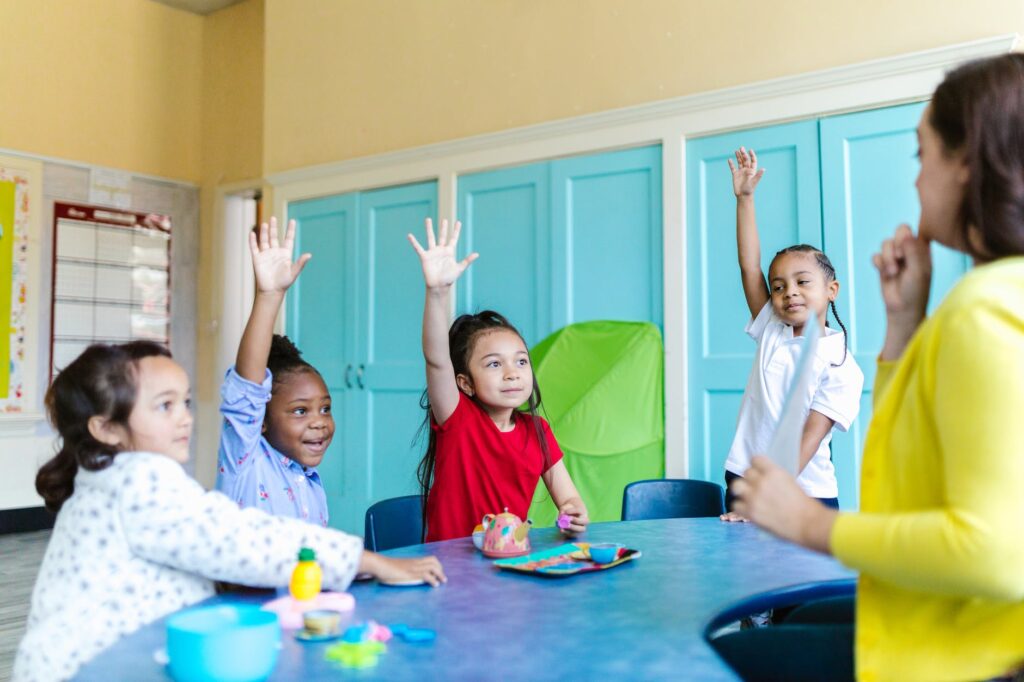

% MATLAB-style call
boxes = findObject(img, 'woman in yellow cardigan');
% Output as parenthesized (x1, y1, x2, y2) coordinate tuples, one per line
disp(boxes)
(730, 54, 1024, 682)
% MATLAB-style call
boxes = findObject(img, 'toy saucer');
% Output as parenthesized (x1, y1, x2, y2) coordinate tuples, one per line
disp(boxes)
(295, 629, 344, 643)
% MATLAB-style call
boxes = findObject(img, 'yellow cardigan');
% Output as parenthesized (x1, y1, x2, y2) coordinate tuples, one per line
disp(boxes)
(831, 257, 1024, 682)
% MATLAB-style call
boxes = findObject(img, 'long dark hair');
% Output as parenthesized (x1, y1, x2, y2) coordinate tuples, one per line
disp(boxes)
(415, 311, 549, 529)
(36, 341, 172, 512)
(772, 244, 849, 367)
(930, 53, 1024, 259)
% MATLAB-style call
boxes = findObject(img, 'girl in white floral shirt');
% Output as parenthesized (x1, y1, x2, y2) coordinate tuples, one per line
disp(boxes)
(14, 341, 446, 682)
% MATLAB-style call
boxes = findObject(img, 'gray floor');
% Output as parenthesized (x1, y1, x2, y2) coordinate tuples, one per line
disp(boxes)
(0, 531, 50, 682)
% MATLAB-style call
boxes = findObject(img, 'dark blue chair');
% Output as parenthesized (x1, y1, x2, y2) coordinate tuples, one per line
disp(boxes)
(621, 479, 726, 521)
(363, 495, 424, 551)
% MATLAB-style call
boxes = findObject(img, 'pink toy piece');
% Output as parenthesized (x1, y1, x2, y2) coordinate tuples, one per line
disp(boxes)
(556, 513, 572, 530)
(262, 592, 355, 630)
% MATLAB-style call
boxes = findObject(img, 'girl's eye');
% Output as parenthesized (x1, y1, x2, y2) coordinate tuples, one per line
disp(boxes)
(798, 280, 810, 285)
(293, 408, 307, 416)
(487, 361, 500, 368)
(321, 405, 331, 415)
(184, 398, 193, 410)
(517, 358, 529, 366)
(158, 401, 173, 412)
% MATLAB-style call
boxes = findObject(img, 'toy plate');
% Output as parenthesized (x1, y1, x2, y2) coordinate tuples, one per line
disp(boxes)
(492, 543, 641, 577)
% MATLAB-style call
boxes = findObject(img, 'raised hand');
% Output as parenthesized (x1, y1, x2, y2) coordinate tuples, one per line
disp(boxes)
(248, 217, 312, 295)
(407, 218, 479, 289)
(728, 147, 765, 197)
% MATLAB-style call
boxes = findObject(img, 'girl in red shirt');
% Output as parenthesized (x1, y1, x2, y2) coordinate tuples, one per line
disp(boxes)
(408, 218, 590, 542)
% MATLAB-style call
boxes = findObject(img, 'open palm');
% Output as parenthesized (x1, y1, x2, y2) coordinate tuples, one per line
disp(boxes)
(249, 217, 311, 294)
(408, 218, 478, 288)
(728, 146, 765, 197)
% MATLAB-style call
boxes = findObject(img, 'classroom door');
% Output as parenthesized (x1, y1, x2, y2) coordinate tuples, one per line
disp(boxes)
(685, 120, 822, 485)
(288, 181, 437, 534)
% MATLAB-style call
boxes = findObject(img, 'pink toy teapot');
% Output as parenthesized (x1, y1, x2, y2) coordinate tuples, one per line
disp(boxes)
(481, 508, 532, 558)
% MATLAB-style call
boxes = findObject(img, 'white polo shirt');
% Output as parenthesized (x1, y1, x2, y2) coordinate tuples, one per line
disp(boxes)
(724, 302, 864, 498)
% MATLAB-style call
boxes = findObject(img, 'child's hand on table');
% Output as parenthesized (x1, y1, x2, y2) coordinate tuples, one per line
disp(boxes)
(557, 502, 589, 536)
(360, 552, 447, 587)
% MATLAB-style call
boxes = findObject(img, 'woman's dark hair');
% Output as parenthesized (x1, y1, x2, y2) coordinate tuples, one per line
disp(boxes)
(772, 244, 849, 367)
(267, 334, 317, 388)
(930, 53, 1024, 259)
(415, 311, 549, 531)
(36, 341, 172, 512)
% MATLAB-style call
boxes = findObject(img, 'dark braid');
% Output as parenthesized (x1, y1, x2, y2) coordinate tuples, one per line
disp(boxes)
(773, 244, 849, 367)
(267, 334, 317, 387)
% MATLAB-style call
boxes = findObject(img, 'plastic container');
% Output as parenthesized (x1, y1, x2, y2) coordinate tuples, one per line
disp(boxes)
(289, 547, 322, 601)
(166, 604, 280, 682)
(588, 542, 625, 564)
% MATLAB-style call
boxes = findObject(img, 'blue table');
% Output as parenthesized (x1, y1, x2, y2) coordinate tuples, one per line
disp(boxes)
(76, 518, 855, 680)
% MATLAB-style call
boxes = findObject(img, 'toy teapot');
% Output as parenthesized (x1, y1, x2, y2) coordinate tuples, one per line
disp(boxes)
(480, 508, 532, 558)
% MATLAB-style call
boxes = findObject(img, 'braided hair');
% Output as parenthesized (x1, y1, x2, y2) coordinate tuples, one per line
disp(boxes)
(772, 244, 849, 367)
(267, 334, 318, 387)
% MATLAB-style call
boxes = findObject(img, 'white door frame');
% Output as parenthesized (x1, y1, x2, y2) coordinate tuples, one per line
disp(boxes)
(263, 34, 1017, 479)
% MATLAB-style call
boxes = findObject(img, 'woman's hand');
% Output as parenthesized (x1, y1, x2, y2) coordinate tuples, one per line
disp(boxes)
(360, 552, 447, 587)
(873, 224, 933, 360)
(557, 501, 589, 536)
(407, 218, 479, 290)
(730, 456, 837, 554)
(249, 217, 311, 295)
(727, 147, 765, 198)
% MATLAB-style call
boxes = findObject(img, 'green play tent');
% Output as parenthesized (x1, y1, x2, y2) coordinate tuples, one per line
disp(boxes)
(527, 320, 665, 525)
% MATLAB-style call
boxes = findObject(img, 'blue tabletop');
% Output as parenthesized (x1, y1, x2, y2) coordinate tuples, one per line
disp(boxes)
(76, 518, 855, 680)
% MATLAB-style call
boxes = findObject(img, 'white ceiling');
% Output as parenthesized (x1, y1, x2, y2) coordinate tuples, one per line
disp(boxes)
(150, 0, 246, 16)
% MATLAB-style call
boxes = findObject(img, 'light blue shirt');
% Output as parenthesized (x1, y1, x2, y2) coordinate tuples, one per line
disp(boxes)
(215, 367, 329, 527)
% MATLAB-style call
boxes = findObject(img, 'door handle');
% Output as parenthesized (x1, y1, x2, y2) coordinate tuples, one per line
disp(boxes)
(356, 364, 365, 390)
(344, 363, 353, 389)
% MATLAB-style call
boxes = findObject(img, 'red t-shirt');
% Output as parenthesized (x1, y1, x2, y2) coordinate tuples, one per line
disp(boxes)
(424, 392, 564, 542)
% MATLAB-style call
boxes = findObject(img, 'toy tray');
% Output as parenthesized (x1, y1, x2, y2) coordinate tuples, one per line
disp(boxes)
(492, 543, 640, 577)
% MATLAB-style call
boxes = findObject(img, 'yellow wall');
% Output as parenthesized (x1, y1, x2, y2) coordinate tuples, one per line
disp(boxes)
(263, 0, 1024, 174)
(0, 0, 204, 182)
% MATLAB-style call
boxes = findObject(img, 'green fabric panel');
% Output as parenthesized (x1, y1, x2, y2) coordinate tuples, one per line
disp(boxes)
(528, 320, 665, 524)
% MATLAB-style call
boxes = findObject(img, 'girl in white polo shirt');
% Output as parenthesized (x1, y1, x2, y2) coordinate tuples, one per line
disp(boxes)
(722, 147, 864, 520)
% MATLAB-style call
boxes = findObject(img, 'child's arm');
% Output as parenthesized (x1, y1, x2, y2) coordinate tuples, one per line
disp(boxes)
(728, 147, 770, 319)
(407, 218, 478, 425)
(236, 217, 311, 383)
(798, 410, 836, 473)
(542, 461, 590, 535)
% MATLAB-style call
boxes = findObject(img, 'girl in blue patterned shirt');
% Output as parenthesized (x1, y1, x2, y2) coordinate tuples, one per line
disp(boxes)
(216, 217, 333, 525)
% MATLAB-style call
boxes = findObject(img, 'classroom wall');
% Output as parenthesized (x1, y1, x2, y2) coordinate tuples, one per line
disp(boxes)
(194, 0, 266, 486)
(262, 0, 1024, 175)
(0, 0, 204, 183)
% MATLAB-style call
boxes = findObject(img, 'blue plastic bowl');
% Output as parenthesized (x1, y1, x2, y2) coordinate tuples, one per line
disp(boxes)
(166, 604, 281, 682)
(589, 542, 625, 564)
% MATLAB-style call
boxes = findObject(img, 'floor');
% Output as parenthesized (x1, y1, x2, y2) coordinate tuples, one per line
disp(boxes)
(0, 531, 50, 682)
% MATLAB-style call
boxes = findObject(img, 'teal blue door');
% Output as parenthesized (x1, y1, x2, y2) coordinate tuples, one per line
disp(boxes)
(820, 102, 970, 507)
(686, 120, 822, 484)
(457, 145, 663, 344)
(288, 194, 358, 530)
(687, 103, 970, 509)
(288, 181, 437, 534)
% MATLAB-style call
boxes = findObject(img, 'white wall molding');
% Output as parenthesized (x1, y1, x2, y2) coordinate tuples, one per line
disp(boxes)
(265, 34, 1018, 480)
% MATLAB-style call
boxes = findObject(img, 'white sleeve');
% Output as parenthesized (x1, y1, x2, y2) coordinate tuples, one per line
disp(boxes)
(745, 301, 774, 342)
(809, 355, 865, 432)
(118, 455, 363, 590)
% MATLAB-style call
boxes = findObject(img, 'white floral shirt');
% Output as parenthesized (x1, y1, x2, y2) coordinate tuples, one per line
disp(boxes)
(13, 452, 363, 682)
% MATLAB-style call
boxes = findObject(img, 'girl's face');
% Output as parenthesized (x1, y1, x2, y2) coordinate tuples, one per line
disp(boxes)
(916, 104, 970, 250)
(458, 329, 533, 411)
(125, 356, 193, 463)
(767, 252, 838, 333)
(263, 370, 335, 468)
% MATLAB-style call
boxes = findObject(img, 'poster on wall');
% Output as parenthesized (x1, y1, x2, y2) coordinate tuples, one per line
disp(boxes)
(50, 203, 172, 380)
(0, 154, 43, 421)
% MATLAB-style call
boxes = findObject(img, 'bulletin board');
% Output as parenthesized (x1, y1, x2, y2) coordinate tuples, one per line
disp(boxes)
(50, 202, 172, 379)
(0, 154, 42, 417)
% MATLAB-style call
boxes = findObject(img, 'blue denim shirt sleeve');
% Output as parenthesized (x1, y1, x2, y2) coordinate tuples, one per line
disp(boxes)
(216, 366, 271, 482)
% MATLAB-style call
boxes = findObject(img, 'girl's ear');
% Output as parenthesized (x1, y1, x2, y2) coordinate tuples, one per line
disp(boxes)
(828, 279, 840, 302)
(87, 415, 127, 448)
(455, 373, 475, 397)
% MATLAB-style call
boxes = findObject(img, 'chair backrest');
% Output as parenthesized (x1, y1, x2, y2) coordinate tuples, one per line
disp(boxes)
(363, 495, 424, 551)
(621, 479, 726, 521)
